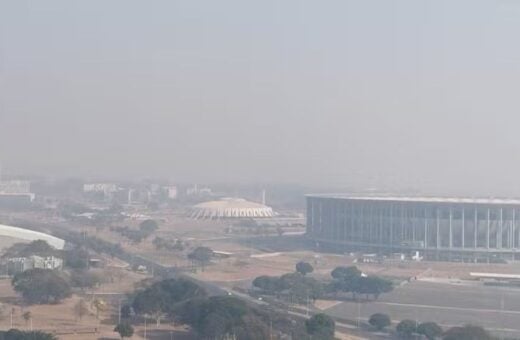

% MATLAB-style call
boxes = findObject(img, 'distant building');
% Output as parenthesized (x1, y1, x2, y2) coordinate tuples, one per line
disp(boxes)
(0, 180, 35, 204)
(83, 183, 118, 202)
(166, 186, 178, 200)
(7, 255, 63, 275)
(83, 183, 118, 195)
(307, 194, 520, 259)
(190, 198, 274, 219)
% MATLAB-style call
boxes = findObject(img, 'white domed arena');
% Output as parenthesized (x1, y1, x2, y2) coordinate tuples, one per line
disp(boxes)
(190, 198, 274, 219)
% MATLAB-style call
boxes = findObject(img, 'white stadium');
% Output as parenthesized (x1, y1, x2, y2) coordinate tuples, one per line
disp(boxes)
(190, 198, 274, 219)
(0, 224, 65, 250)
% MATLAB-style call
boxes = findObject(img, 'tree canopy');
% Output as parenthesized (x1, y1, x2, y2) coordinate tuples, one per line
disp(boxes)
(0, 329, 57, 340)
(305, 313, 335, 339)
(176, 296, 269, 340)
(188, 247, 213, 270)
(114, 323, 134, 339)
(417, 322, 443, 340)
(369, 313, 391, 330)
(328, 266, 393, 300)
(396, 320, 417, 339)
(295, 261, 314, 276)
(12, 269, 71, 304)
(132, 278, 206, 325)
(443, 325, 491, 340)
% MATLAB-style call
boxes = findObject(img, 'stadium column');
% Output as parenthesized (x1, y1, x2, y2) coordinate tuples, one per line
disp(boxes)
(424, 207, 428, 249)
(498, 208, 503, 249)
(486, 208, 490, 249)
(390, 204, 394, 248)
(436, 208, 440, 249)
(461, 206, 466, 249)
(379, 205, 383, 246)
(474, 208, 478, 249)
(449, 207, 453, 249)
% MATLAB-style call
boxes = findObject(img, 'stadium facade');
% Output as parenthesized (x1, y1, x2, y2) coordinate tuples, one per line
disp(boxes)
(306, 195, 520, 258)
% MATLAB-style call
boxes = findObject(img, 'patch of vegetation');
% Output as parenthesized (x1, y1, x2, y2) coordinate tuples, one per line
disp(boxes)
(12, 268, 71, 304)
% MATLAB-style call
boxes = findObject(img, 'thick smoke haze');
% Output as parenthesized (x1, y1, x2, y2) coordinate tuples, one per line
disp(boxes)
(1, 1, 520, 195)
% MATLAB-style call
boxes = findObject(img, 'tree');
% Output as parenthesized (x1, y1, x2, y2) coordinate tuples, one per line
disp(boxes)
(121, 305, 132, 319)
(417, 322, 443, 339)
(252, 276, 282, 294)
(12, 269, 72, 304)
(396, 320, 417, 339)
(74, 299, 89, 322)
(63, 247, 89, 269)
(139, 219, 159, 234)
(369, 313, 391, 331)
(1, 329, 57, 340)
(22, 311, 31, 328)
(70, 270, 102, 289)
(305, 313, 335, 339)
(356, 277, 393, 300)
(176, 296, 264, 340)
(443, 325, 491, 340)
(296, 261, 314, 276)
(331, 266, 362, 280)
(188, 247, 213, 271)
(114, 323, 134, 339)
(132, 278, 206, 326)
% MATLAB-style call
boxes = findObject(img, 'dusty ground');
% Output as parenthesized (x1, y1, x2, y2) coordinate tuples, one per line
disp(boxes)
(0, 268, 193, 339)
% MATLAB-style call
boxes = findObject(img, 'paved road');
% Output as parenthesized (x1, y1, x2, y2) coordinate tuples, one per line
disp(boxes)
(326, 280, 520, 337)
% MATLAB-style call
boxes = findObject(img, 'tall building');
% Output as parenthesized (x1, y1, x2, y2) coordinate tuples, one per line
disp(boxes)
(307, 194, 520, 259)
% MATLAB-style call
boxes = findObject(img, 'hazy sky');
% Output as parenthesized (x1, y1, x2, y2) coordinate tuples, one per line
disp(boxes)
(1, 0, 520, 194)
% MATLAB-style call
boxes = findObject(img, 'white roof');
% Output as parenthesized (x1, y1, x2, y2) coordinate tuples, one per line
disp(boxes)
(0, 224, 65, 250)
(470, 272, 520, 279)
(306, 194, 520, 205)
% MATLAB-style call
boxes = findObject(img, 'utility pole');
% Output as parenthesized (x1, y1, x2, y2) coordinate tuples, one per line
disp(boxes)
(144, 317, 147, 340)
(357, 302, 361, 329)
(118, 299, 121, 324)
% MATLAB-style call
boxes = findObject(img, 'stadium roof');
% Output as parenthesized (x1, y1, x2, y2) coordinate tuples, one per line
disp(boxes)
(0, 224, 65, 249)
(190, 198, 274, 219)
(306, 194, 520, 205)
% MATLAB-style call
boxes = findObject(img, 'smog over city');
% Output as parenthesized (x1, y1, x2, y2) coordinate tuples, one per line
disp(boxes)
(1, 1, 520, 340)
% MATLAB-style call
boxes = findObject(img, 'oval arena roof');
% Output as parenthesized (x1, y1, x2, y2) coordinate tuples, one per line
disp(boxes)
(190, 198, 274, 219)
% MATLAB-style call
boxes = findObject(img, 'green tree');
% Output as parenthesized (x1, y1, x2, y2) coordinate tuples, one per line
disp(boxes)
(305, 313, 335, 339)
(132, 278, 206, 325)
(70, 270, 102, 289)
(443, 325, 491, 340)
(139, 219, 159, 234)
(1, 329, 57, 340)
(417, 322, 443, 339)
(22, 311, 31, 327)
(396, 320, 417, 339)
(176, 296, 255, 339)
(12, 269, 71, 304)
(252, 276, 282, 294)
(369, 313, 391, 331)
(188, 247, 213, 271)
(296, 261, 314, 276)
(63, 247, 90, 270)
(114, 323, 134, 339)
(331, 266, 362, 280)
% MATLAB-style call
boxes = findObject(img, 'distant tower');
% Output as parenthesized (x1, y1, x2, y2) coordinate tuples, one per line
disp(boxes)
(261, 189, 266, 205)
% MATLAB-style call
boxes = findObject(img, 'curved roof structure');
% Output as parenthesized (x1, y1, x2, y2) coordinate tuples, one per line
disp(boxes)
(190, 198, 274, 219)
(0, 224, 65, 250)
